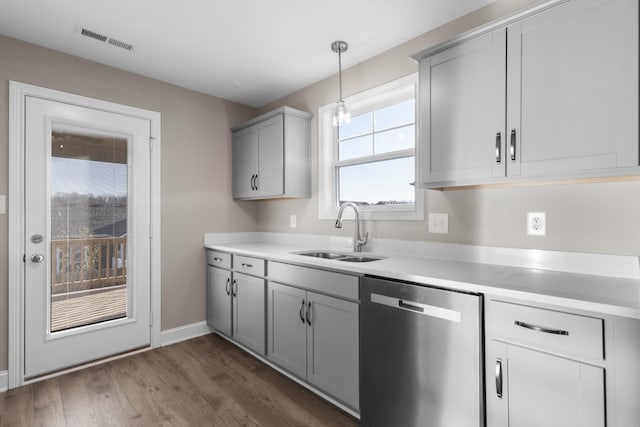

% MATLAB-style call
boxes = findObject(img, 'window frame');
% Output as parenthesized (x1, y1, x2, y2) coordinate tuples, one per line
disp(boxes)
(318, 73, 423, 220)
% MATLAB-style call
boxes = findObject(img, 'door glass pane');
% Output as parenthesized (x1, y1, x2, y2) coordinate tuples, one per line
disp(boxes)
(338, 157, 415, 206)
(50, 125, 128, 332)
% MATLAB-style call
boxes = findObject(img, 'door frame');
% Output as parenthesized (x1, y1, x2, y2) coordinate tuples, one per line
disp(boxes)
(8, 81, 162, 388)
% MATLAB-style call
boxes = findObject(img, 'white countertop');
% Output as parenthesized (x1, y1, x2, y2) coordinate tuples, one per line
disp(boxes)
(204, 233, 640, 319)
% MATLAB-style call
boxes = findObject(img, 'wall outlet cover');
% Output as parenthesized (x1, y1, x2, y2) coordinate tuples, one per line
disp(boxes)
(428, 213, 449, 234)
(527, 212, 546, 236)
(289, 214, 297, 228)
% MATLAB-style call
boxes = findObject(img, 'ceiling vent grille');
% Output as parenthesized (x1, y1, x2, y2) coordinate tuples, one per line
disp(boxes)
(80, 28, 108, 42)
(80, 27, 135, 51)
(107, 38, 134, 51)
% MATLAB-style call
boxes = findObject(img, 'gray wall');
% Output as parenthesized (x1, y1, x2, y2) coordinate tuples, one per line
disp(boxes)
(256, 0, 640, 256)
(0, 35, 259, 370)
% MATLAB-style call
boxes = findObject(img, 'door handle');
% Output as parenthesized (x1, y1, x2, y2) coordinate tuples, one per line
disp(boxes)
(31, 253, 44, 263)
(495, 132, 502, 164)
(299, 299, 306, 324)
(510, 129, 517, 161)
(515, 320, 569, 336)
(496, 358, 503, 399)
(306, 301, 312, 326)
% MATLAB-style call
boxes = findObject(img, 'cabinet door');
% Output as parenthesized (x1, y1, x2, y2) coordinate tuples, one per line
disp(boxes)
(488, 340, 605, 427)
(266, 282, 307, 379)
(232, 128, 258, 199)
(507, 0, 638, 178)
(256, 115, 284, 197)
(233, 273, 265, 354)
(306, 292, 359, 410)
(420, 28, 506, 186)
(206, 265, 232, 336)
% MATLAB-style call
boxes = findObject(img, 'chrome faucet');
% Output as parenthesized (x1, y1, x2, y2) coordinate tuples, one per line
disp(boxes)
(335, 202, 368, 252)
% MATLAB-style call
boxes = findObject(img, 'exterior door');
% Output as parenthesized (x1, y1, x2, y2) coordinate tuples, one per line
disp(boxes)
(24, 96, 151, 379)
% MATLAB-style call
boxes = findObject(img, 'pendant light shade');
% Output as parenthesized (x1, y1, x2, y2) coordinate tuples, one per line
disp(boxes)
(331, 41, 350, 126)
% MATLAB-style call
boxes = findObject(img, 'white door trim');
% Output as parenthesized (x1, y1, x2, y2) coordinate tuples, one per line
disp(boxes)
(8, 81, 162, 388)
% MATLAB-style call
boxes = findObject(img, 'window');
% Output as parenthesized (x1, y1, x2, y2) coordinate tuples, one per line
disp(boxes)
(318, 74, 423, 220)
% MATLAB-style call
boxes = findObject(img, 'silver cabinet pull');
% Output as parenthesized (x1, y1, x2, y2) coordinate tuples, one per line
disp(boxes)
(232, 279, 238, 297)
(250, 174, 256, 191)
(306, 301, 312, 326)
(241, 263, 253, 269)
(495, 132, 502, 164)
(515, 320, 569, 336)
(510, 129, 517, 161)
(496, 358, 503, 399)
(299, 299, 306, 324)
(254, 174, 259, 190)
(213, 257, 223, 262)
(225, 278, 231, 296)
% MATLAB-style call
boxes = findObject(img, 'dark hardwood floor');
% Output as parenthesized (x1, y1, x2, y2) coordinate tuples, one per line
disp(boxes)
(0, 334, 359, 426)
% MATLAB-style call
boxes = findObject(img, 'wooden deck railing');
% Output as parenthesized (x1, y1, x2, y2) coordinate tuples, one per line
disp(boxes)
(51, 237, 127, 294)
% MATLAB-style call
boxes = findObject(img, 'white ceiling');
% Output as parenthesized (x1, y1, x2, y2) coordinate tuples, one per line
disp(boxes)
(0, 0, 493, 107)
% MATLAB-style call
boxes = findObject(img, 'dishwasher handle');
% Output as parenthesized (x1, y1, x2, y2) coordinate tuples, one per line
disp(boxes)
(398, 300, 424, 313)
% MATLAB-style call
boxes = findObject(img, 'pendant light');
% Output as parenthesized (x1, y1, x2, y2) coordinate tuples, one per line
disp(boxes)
(331, 41, 350, 126)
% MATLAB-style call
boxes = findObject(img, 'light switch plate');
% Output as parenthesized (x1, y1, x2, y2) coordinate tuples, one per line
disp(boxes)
(428, 213, 448, 234)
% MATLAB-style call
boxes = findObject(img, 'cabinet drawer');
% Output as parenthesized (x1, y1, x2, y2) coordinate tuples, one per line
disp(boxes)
(234, 255, 265, 277)
(206, 250, 231, 269)
(488, 300, 604, 361)
(269, 262, 359, 300)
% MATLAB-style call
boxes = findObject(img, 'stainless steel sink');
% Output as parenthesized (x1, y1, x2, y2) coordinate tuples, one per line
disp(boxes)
(295, 250, 384, 262)
(297, 251, 345, 260)
(336, 256, 381, 263)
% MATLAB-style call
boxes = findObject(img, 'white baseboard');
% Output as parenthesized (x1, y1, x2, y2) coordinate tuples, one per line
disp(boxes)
(160, 321, 213, 347)
(0, 370, 8, 392)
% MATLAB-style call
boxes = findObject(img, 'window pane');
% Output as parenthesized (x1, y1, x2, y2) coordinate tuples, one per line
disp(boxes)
(374, 99, 415, 131)
(338, 157, 415, 206)
(50, 127, 128, 333)
(339, 134, 373, 161)
(339, 112, 372, 140)
(375, 125, 415, 155)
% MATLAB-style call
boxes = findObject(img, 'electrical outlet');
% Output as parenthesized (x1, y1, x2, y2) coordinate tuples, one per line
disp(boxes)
(428, 213, 449, 234)
(527, 212, 546, 236)
(289, 214, 297, 228)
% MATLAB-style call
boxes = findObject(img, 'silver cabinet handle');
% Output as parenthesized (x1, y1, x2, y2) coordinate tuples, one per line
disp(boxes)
(31, 253, 44, 263)
(496, 358, 503, 399)
(495, 132, 502, 164)
(213, 257, 223, 262)
(241, 263, 253, 269)
(299, 299, 306, 324)
(232, 279, 238, 297)
(250, 174, 256, 191)
(306, 301, 312, 326)
(254, 174, 259, 191)
(225, 278, 230, 296)
(510, 129, 517, 161)
(515, 320, 569, 336)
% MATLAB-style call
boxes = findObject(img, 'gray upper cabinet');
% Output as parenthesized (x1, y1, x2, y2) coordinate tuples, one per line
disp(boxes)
(416, 0, 639, 188)
(419, 29, 507, 184)
(232, 107, 312, 200)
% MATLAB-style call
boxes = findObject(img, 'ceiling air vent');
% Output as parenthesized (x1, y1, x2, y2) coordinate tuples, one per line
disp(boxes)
(79, 27, 135, 51)
(80, 28, 108, 42)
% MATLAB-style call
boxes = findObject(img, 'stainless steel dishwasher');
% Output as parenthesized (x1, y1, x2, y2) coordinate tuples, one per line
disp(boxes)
(360, 275, 484, 427)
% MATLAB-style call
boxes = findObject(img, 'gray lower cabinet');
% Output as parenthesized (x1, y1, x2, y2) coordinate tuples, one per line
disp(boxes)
(233, 272, 265, 354)
(206, 264, 232, 336)
(206, 250, 266, 355)
(267, 279, 359, 410)
(485, 297, 624, 427)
